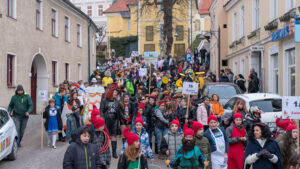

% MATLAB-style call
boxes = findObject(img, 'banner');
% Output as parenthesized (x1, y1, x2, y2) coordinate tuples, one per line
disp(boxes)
(182, 82, 199, 95)
(139, 68, 148, 77)
(282, 96, 300, 119)
(144, 52, 158, 65)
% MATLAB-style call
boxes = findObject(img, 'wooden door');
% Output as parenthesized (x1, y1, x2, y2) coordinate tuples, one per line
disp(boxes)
(31, 66, 37, 114)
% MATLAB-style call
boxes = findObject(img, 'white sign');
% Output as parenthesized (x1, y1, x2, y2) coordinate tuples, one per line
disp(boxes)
(139, 68, 148, 77)
(130, 51, 139, 57)
(38, 90, 48, 101)
(282, 96, 300, 119)
(125, 58, 132, 63)
(182, 82, 199, 95)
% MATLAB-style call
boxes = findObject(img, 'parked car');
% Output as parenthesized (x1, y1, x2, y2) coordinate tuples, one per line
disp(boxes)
(223, 93, 282, 128)
(201, 82, 242, 105)
(0, 108, 18, 161)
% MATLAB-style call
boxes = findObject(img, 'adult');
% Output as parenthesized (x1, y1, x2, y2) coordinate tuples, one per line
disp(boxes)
(8, 85, 33, 147)
(199, 47, 207, 65)
(154, 101, 168, 156)
(248, 74, 259, 93)
(102, 71, 113, 88)
(225, 68, 234, 83)
(143, 95, 157, 149)
(235, 74, 246, 93)
(219, 73, 229, 82)
(244, 123, 282, 169)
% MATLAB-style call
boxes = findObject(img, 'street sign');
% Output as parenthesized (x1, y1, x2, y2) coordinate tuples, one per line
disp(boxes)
(282, 96, 300, 119)
(182, 82, 199, 95)
(185, 48, 193, 54)
(186, 54, 193, 62)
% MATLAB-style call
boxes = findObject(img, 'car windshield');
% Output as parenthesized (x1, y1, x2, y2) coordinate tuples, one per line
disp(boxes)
(0, 110, 9, 129)
(249, 99, 282, 112)
(206, 85, 239, 99)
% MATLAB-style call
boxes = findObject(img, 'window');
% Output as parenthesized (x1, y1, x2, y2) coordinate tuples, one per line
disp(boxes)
(240, 57, 245, 76)
(0, 110, 10, 129)
(233, 60, 237, 75)
(270, 53, 279, 94)
(52, 61, 57, 86)
(175, 25, 184, 41)
(7, 54, 15, 86)
(195, 20, 200, 31)
(98, 5, 103, 16)
(174, 44, 185, 56)
(77, 24, 82, 47)
(64, 16, 70, 42)
(286, 48, 296, 96)
(51, 9, 58, 37)
(146, 26, 154, 41)
(250, 99, 282, 112)
(78, 64, 82, 81)
(144, 44, 155, 52)
(7, 0, 16, 19)
(224, 98, 238, 110)
(270, 0, 277, 20)
(240, 5, 245, 37)
(127, 18, 131, 30)
(36, 0, 42, 30)
(252, 0, 260, 30)
(87, 6, 92, 16)
(286, 0, 296, 11)
(233, 12, 237, 41)
(65, 63, 69, 81)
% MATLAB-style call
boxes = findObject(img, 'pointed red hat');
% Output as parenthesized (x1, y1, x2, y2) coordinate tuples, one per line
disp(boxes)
(190, 121, 203, 133)
(134, 112, 144, 126)
(286, 125, 297, 132)
(91, 116, 105, 129)
(276, 118, 294, 131)
(183, 123, 194, 136)
(123, 128, 139, 145)
(233, 112, 243, 120)
(138, 103, 145, 110)
(208, 114, 218, 124)
(72, 83, 80, 88)
(91, 105, 100, 118)
(170, 117, 180, 127)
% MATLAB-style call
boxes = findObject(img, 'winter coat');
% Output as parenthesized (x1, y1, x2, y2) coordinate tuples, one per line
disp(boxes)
(248, 79, 259, 93)
(160, 130, 183, 160)
(53, 93, 68, 110)
(120, 128, 154, 159)
(227, 73, 234, 83)
(8, 92, 33, 118)
(63, 127, 101, 169)
(197, 103, 212, 126)
(43, 106, 63, 131)
(100, 99, 125, 121)
(178, 107, 188, 128)
(211, 101, 224, 117)
(204, 127, 229, 153)
(66, 113, 81, 140)
(189, 107, 198, 121)
(235, 78, 246, 92)
(117, 153, 148, 169)
(91, 131, 111, 167)
(244, 138, 282, 169)
(219, 76, 229, 82)
(195, 136, 211, 169)
(143, 103, 155, 130)
(278, 139, 297, 169)
(243, 114, 261, 135)
(154, 108, 169, 129)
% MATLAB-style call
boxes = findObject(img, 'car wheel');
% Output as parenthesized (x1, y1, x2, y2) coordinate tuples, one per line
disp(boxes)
(7, 138, 18, 161)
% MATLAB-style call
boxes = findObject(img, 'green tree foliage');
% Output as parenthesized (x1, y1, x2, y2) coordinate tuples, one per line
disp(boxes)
(110, 36, 138, 57)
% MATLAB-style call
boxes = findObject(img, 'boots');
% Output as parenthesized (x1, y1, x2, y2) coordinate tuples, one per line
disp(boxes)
(155, 143, 158, 154)
(158, 151, 165, 160)
(122, 138, 126, 145)
(111, 141, 118, 159)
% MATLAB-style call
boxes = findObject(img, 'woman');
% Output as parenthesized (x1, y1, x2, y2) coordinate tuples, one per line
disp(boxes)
(68, 92, 81, 106)
(235, 74, 246, 93)
(232, 100, 248, 119)
(244, 123, 282, 169)
(278, 125, 298, 169)
(118, 128, 148, 169)
(197, 96, 212, 128)
(100, 88, 125, 158)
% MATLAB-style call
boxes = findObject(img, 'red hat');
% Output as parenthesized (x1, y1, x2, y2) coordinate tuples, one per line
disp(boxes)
(149, 95, 157, 100)
(286, 125, 297, 132)
(166, 97, 172, 101)
(183, 123, 194, 136)
(208, 114, 218, 124)
(276, 118, 294, 131)
(190, 121, 203, 133)
(170, 117, 180, 127)
(91, 105, 100, 117)
(112, 83, 119, 89)
(233, 112, 243, 120)
(134, 112, 144, 126)
(91, 116, 105, 129)
(138, 103, 145, 110)
(123, 128, 139, 145)
(159, 101, 165, 106)
(73, 83, 80, 88)
(237, 100, 244, 105)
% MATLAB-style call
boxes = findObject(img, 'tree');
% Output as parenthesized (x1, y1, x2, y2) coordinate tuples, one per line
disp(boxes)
(141, 0, 188, 57)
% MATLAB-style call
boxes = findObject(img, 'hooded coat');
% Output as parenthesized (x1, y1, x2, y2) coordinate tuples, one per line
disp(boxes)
(8, 85, 33, 118)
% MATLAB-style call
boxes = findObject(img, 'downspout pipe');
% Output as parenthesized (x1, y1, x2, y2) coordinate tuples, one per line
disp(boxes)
(88, 20, 91, 80)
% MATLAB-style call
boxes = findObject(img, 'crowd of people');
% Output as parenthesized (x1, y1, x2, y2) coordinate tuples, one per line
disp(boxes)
(7, 54, 300, 169)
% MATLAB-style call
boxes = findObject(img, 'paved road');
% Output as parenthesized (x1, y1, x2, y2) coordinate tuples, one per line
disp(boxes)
(0, 115, 167, 169)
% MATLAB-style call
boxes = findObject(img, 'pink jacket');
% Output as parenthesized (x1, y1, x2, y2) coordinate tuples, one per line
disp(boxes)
(197, 103, 212, 125)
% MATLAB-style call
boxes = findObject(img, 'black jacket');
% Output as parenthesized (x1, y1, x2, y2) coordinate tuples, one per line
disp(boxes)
(144, 103, 155, 130)
(178, 107, 189, 128)
(248, 79, 259, 93)
(243, 114, 261, 134)
(43, 106, 62, 130)
(63, 127, 102, 169)
(117, 153, 148, 169)
(235, 78, 246, 92)
(100, 98, 125, 121)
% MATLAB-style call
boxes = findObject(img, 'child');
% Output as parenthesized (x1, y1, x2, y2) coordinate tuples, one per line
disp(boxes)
(131, 104, 147, 130)
(204, 114, 229, 169)
(170, 124, 208, 169)
(197, 96, 213, 129)
(66, 105, 81, 141)
(211, 94, 224, 122)
(91, 108, 111, 169)
(160, 117, 183, 160)
(226, 113, 247, 169)
(118, 128, 148, 169)
(63, 126, 101, 168)
(43, 99, 62, 149)
(232, 100, 248, 119)
(191, 121, 211, 169)
(121, 113, 154, 161)
(275, 117, 293, 142)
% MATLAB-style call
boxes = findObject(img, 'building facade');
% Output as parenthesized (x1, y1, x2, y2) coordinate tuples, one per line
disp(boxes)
(223, 0, 299, 96)
(0, 0, 97, 113)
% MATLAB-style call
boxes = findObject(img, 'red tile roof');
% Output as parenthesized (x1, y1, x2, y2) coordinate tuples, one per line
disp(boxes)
(199, 0, 213, 15)
(104, 0, 137, 13)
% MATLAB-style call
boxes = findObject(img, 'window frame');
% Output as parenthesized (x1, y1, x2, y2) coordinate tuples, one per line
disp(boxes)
(232, 11, 237, 42)
(7, 53, 16, 87)
(87, 5, 92, 17)
(144, 44, 155, 52)
(127, 18, 131, 30)
(36, 0, 43, 30)
(52, 61, 58, 87)
(77, 24, 82, 47)
(51, 8, 58, 37)
(78, 63, 82, 81)
(64, 16, 70, 42)
(175, 25, 184, 41)
(252, 0, 260, 31)
(65, 63, 69, 81)
(7, 0, 17, 19)
(146, 26, 154, 41)
(269, 0, 277, 21)
(240, 5, 245, 38)
(98, 5, 103, 16)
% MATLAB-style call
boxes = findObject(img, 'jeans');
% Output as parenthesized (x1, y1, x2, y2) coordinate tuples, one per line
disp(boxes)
(154, 127, 168, 151)
(13, 117, 29, 145)
(147, 129, 153, 144)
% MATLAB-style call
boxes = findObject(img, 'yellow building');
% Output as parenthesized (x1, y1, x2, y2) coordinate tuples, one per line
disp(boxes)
(222, 0, 300, 96)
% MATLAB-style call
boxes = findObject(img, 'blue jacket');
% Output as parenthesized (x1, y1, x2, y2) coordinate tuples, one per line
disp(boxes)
(53, 93, 68, 110)
(244, 138, 282, 169)
(204, 127, 229, 153)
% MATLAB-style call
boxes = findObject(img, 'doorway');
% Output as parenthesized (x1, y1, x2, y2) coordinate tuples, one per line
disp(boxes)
(250, 51, 262, 78)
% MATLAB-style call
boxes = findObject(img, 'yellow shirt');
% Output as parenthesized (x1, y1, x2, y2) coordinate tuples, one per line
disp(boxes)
(102, 77, 113, 87)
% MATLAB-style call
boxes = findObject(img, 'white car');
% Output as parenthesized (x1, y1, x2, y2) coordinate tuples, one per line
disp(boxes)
(223, 93, 282, 128)
(0, 108, 18, 161)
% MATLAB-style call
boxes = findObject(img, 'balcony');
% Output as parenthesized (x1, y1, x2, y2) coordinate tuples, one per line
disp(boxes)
(279, 8, 296, 22)
(264, 19, 278, 31)
(247, 28, 260, 40)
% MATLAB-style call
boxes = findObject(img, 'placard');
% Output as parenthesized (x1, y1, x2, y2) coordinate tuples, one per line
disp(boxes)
(139, 68, 148, 77)
(182, 82, 199, 95)
(282, 96, 300, 119)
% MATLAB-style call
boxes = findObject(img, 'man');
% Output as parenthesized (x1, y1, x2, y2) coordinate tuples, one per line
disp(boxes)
(144, 95, 156, 150)
(8, 85, 33, 147)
